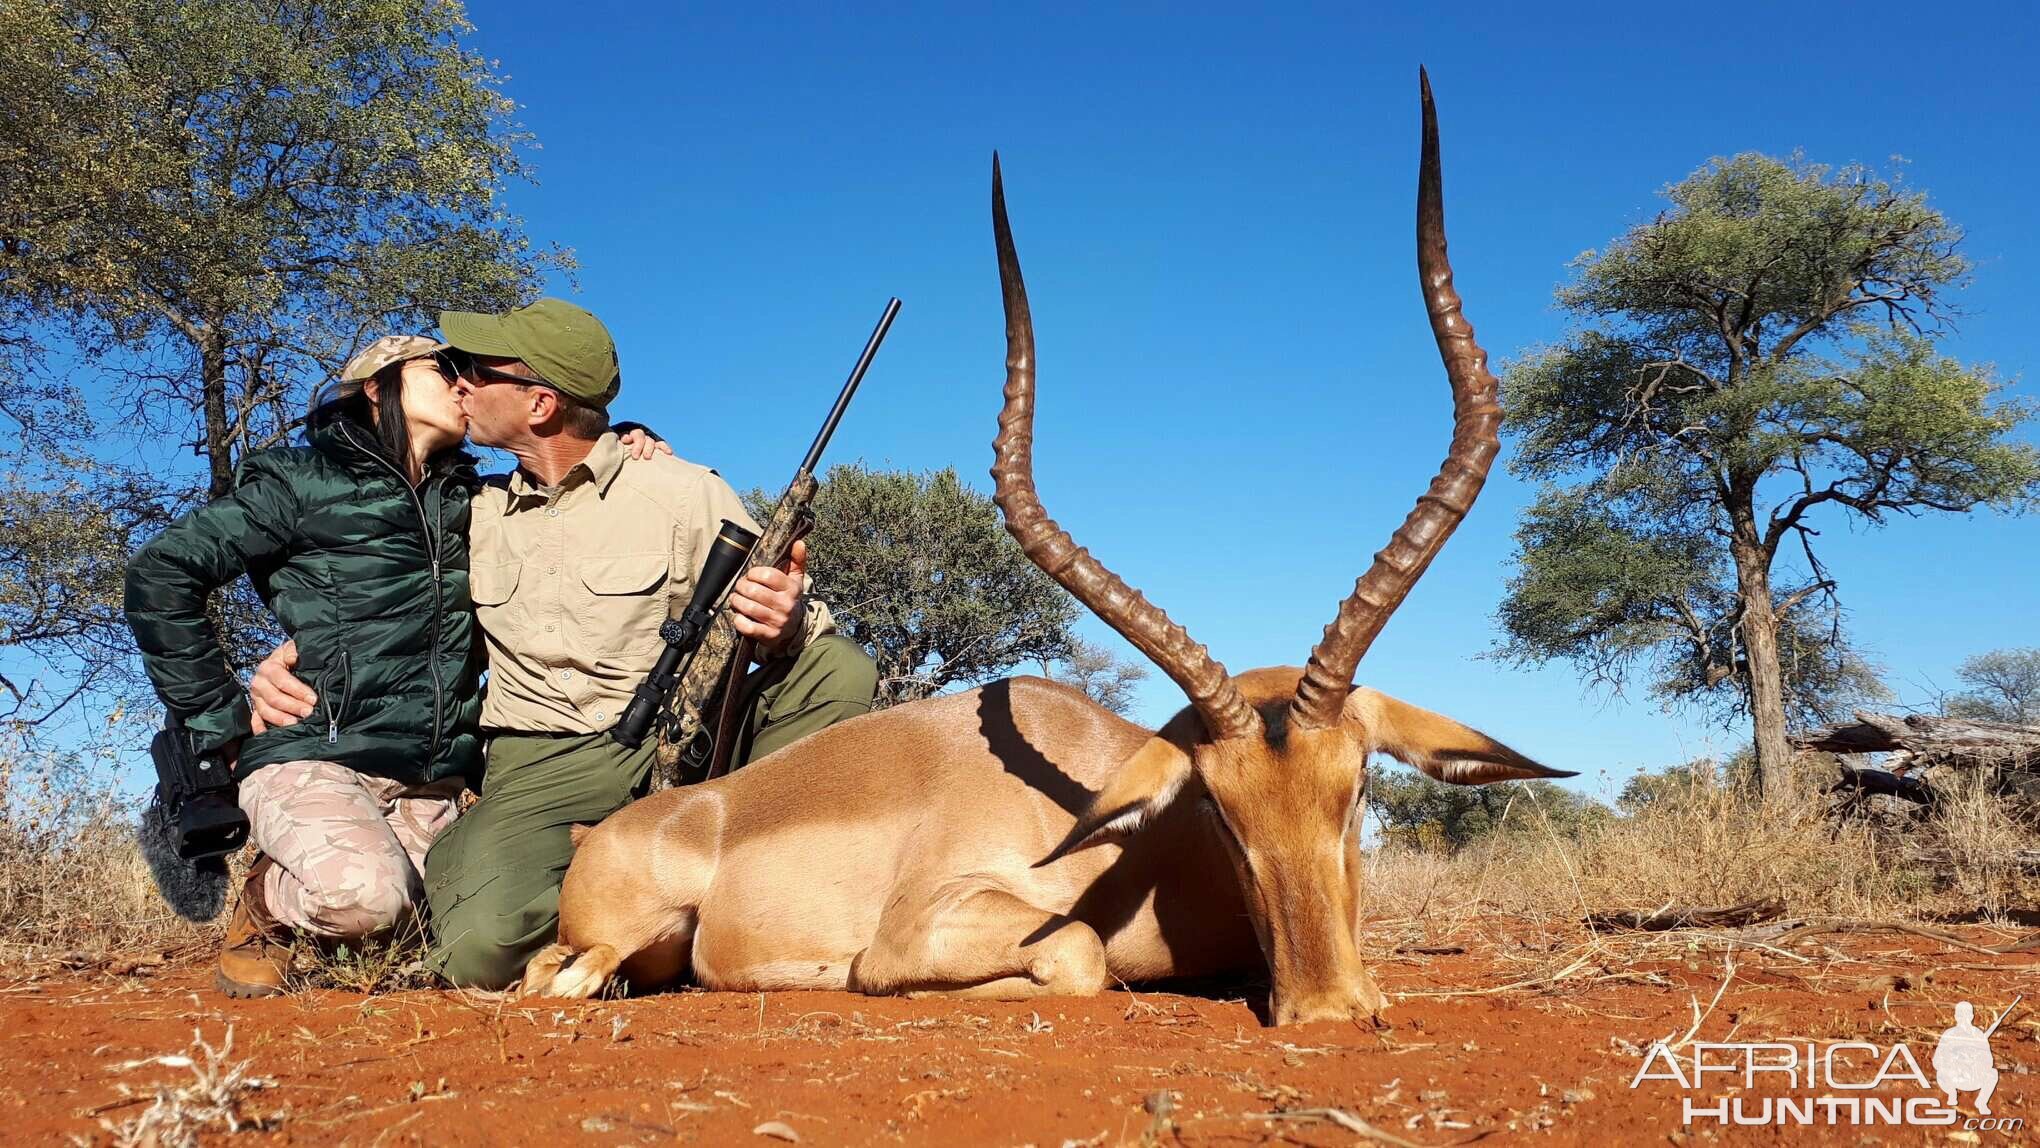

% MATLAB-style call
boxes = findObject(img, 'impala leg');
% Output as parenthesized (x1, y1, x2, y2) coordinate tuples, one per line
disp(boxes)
(848, 883, 1108, 1000)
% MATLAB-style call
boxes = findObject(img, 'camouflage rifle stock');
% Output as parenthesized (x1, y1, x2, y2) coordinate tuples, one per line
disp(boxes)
(648, 297, 900, 789)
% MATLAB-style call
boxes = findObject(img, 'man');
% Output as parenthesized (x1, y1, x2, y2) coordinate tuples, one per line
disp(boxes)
(249, 298, 878, 988)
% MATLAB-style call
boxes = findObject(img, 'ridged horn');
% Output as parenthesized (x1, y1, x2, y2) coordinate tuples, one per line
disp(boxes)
(989, 155, 1262, 743)
(1289, 69, 1503, 731)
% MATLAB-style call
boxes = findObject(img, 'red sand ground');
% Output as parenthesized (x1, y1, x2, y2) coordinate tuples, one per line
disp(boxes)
(7, 924, 2035, 1146)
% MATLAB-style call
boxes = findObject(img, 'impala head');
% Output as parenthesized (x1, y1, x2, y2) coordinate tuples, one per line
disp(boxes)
(993, 71, 1573, 1026)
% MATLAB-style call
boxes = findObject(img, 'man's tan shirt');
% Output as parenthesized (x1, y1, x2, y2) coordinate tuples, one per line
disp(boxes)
(469, 432, 833, 734)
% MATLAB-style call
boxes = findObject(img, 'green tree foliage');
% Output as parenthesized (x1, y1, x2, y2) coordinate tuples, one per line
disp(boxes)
(0, 456, 171, 726)
(1496, 154, 2040, 795)
(1048, 638, 1149, 717)
(2, 0, 562, 494)
(0, 0, 562, 729)
(1946, 648, 2040, 725)
(749, 464, 1145, 709)
(1369, 770, 1608, 851)
(1616, 757, 1732, 814)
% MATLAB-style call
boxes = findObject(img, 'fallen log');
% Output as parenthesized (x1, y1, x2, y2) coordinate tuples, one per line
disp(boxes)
(1796, 711, 2040, 772)
(1586, 897, 1786, 932)
(1829, 764, 1937, 807)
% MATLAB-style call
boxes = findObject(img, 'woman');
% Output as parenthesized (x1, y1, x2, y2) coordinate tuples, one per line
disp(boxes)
(126, 335, 664, 998)
(126, 335, 484, 997)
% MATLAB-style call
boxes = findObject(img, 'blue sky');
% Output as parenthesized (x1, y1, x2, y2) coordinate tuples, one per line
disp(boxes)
(450, 1, 2040, 799)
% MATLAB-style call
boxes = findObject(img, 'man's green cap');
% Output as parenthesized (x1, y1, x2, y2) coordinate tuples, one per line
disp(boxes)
(438, 298, 621, 408)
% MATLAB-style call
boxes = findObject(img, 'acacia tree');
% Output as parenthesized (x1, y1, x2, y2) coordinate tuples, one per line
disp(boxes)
(1047, 638, 1149, 716)
(1, 0, 562, 494)
(1369, 770, 1607, 850)
(748, 464, 1147, 709)
(1946, 648, 2040, 725)
(0, 0, 562, 729)
(1498, 154, 2039, 796)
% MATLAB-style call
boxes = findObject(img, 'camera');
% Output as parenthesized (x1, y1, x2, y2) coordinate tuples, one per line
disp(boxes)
(149, 721, 250, 861)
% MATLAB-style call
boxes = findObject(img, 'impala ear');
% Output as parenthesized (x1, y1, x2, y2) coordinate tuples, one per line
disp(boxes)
(1346, 688, 1575, 785)
(1035, 734, 1194, 867)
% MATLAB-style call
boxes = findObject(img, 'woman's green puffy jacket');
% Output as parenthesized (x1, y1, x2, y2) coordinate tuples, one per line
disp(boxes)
(124, 418, 482, 784)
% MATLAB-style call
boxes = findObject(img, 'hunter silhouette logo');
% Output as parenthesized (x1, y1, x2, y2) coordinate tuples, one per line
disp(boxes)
(1935, 996, 2018, 1116)
(1629, 993, 2024, 1131)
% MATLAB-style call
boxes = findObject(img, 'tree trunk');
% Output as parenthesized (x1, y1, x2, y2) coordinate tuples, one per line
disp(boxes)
(201, 327, 233, 498)
(1729, 523, 1793, 800)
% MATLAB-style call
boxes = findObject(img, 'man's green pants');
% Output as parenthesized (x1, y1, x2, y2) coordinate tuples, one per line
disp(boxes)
(424, 635, 877, 988)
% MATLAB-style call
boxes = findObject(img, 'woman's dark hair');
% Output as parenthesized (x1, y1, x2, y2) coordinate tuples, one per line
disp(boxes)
(305, 362, 421, 483)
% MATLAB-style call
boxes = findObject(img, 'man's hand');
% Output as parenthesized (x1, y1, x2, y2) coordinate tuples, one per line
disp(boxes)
(247, 638, 318, 734)
(617, 425, 673, 461)
(727, 539, 807, 650)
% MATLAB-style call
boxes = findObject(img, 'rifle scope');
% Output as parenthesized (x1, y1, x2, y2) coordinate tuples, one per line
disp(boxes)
(611, 519, 761, 749)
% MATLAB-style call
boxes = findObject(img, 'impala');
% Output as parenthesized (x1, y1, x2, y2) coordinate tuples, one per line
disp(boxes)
(523, 71, 1570, 1025)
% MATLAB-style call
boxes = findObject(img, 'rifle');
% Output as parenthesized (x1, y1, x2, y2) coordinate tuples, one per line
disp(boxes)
(1983, 994, 2022, 1040)
(641, 296, 901, 789)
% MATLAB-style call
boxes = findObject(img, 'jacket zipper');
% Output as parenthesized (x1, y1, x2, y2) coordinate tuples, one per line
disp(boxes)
(339, 423, 446, 764)
(323, 648, 353, 744)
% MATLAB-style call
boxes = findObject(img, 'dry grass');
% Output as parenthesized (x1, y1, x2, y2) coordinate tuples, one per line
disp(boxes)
(286, 915, 437, 995)
(1367, 764, 2040, 928)
(2, 739, 439, 991)
(6, 735, 2035, 984)
(87, 1026, 280, 1147)
(0, 746, 218, 964)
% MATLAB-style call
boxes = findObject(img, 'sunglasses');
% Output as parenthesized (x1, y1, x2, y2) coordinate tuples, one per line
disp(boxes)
(445, 349, 561, 393)
(421, 352, 460, 383)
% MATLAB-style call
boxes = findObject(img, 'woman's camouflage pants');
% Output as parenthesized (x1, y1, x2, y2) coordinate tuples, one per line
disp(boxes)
(237, 760, 462, 941)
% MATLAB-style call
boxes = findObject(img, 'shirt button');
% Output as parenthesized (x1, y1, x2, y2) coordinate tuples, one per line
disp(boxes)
(593, 711, 606, 722)
(546, 508, 560, 517)
(544, 623, 555, 631)
(559, 669, 573, 681)
(547, 566, 558, 574)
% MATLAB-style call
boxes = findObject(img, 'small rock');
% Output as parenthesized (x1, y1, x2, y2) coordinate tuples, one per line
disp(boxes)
(753, 1121, 800, 1142)
(580, 1116, 615, 1133)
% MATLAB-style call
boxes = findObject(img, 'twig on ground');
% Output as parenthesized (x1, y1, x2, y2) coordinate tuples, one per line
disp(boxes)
(1246, 1106, 1436, 1148)
(1990, 931, 2040, 954)
(1586, 898, 1785, 932)
(1396, 953, 1595, 999)
(1657, 953, 1738, 1055)
(1771, 919, 2003, 955)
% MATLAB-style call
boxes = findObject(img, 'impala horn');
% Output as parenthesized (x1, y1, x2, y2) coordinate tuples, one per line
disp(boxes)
(989, 155, 1262, 743)
(1289, 69, 1504, 731)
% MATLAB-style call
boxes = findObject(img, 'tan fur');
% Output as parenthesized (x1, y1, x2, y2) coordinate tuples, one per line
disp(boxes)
(528, 87, 1555, 1023)
(522, 670, 1565, 1026)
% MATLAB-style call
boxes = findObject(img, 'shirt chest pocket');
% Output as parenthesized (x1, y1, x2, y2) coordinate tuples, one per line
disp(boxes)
(469, 560, 523, 634)
(573, 552, 672, 654)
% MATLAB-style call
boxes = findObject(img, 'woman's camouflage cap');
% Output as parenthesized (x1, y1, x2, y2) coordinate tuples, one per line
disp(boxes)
(340, 334, 450, 382)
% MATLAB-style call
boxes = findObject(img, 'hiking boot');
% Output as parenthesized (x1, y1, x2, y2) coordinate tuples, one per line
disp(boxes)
(216, 855, 291, 998)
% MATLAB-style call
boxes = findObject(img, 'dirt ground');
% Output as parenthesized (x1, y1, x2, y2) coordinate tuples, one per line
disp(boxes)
(8, 922, 2036, 1146)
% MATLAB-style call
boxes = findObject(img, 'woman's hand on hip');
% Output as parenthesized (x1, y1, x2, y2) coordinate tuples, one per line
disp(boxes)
(247, 638, 318, 732)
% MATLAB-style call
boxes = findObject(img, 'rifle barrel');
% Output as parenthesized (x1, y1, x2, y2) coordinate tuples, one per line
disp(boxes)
(1983, 993, 2022, 1039)
(798, 297, 900, 477)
